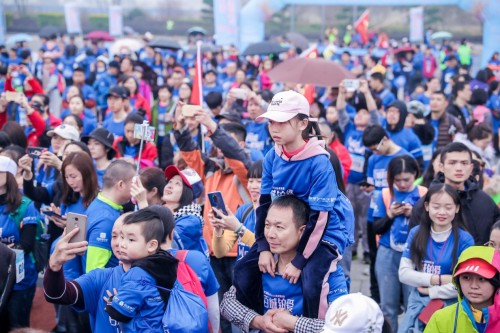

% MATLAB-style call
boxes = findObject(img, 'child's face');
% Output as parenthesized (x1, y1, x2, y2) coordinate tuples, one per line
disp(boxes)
(124, 122, 140, 146)
(119, 223, 157, 263)
(354, 109, 370, 128)
(459, 273, 495, 309)
(326, 106, 338, 123)
(247, 178, 262, 203)
(267, 118, 307, 147)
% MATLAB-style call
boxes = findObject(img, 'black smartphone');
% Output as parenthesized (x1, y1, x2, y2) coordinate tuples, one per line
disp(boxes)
(41, 208, 63, 219)
(358, 181, 372, 187)
(208, 191, 228, 217)
(27, 146, 46, 159)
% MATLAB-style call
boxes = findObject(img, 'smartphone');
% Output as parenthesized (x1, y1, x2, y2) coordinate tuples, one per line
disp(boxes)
(27, 146, 46, 159)
(182, 104, 201, 118)
(394, 201, 406, 206)
(231, 88, 248, 100)
(5, 91, 21, 103)
(208, 191, 228, 217)
(344, 79, 360, 92)
(41, 208, 63, 219)
(133, 123, 156, 142)
(65, 213, 88, 245)
(357, 181, 372, 187)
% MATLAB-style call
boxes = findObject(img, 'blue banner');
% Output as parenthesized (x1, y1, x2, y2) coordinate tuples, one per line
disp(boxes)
(213, 0, 241, 47)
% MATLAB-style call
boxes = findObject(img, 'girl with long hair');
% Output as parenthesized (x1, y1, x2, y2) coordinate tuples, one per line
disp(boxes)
(372, 155, 427, 332)
(398, 184, 474, 332)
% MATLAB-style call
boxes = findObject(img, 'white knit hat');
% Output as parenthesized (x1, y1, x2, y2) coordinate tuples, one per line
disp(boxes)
(0, 156, 17, 177)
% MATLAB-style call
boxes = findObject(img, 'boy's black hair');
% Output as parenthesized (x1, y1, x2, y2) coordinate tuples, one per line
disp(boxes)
(147, 205, 175, 242)
(124, 113, 144, 126)
(123, 208, 165, 247)
(73, 67, 85, 74)
(269, 195, 309, 229)
(205, 91, 223, 109)
(370, 72, 385, 83)
(157, 84, 174, 94)
(440, 142, 472, 164)
(432, 90, 447, 99)
(220, 122, 247, 142)
(362, 125, 388, 147)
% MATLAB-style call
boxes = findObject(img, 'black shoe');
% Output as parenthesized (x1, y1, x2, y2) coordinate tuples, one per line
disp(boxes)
(362, 252, 370, 265)
(352, 250, 358, 260)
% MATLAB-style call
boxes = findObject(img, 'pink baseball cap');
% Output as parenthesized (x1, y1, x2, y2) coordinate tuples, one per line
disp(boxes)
(256, 90, 315, 123)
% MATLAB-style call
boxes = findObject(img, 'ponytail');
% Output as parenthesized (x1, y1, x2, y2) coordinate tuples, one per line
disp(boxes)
(296, 114, 323, 140)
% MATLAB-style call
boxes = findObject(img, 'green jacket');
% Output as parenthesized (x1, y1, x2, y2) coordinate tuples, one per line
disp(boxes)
(425, 246, 500, 333)
(151, 99, 176, 140)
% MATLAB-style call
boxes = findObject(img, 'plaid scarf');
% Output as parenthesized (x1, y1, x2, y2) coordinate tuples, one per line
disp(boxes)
(173, 203, 205, 229)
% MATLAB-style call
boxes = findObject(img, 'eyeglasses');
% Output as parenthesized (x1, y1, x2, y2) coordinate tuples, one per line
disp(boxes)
(374, 138, 385, 152)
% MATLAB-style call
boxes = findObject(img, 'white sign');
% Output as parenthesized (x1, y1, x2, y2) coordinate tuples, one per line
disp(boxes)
(64, 3, 82, 34)
(409, 7, 424, 42)
(109, 6, 123, 37)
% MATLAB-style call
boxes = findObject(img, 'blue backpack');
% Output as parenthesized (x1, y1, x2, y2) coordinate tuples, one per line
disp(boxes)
(158, 281, 209, 333)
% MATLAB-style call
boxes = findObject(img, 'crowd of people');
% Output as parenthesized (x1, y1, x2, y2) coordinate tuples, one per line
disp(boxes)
(0, 27, 500, 333)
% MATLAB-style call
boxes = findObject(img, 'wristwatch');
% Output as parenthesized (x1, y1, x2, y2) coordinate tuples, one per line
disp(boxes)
(237, 225, 247, 238)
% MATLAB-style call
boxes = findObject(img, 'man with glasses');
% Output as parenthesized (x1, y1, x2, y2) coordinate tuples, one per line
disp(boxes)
(409, 142, 500, 245)
(362, 124, 410, 303)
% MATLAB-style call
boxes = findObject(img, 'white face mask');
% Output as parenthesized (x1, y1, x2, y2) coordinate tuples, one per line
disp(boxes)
(97, 68, 106, 73)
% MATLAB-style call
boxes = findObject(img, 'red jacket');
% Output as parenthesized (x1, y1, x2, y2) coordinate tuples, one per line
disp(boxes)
(131, 94, 151, 121)
(112, 137, 158, 165)
(26, 110, 47, 147)
(5, 76, 44, 97)
(329, 139, 352, 184)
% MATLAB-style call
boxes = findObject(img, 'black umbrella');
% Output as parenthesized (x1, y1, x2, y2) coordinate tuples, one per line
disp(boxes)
(187, 26, 207, 36)
(39, 26, 62, 39)
(285, 32, 309, 51)
(0, 244, 16, 314)
(242, 41, 289, 56)
(148, 38, 182, 50)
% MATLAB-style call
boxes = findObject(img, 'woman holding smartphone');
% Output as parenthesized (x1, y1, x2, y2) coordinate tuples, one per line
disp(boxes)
(372, 155, 427, 332)
(210, 160, 262, 260)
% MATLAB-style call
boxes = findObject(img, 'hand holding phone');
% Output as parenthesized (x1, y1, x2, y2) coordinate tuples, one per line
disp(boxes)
(5, 91, 22, 104)
(27, 146, 46, 159)
(65, 213, 88, 247)
(344, 79, 360, 92)
(230, 88, 248, 100)
(208, 191, 228, 218)
(182, 104, 201, 118)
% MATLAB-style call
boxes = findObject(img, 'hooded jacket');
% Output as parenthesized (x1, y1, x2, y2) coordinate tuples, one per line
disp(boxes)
(386, 100, 408, 133)
(409, 173, 500, 245)
(425, 246, 500, 333)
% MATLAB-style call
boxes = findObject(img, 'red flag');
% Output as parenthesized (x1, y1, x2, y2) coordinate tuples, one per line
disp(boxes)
(190, 41, 203, 106)
(355, 10, 370, 44)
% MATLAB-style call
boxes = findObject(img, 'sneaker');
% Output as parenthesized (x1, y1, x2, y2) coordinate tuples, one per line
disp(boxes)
(352, 250, 358, 260)
(362, 252, 370, 265)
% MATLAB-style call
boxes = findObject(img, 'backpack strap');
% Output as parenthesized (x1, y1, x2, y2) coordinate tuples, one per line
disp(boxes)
(240, 205, 254, 225)
(175, 250, 188, 262)
(381, 188, 392, 216)
(9, 197, 32, 229)
(452, 302, 460, 333)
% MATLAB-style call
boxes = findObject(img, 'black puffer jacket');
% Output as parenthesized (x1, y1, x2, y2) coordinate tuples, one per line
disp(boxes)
(409, 173, 500, 245)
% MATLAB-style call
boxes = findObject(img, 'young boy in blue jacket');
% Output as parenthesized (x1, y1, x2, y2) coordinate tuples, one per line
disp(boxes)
(104, 209, 178, 332)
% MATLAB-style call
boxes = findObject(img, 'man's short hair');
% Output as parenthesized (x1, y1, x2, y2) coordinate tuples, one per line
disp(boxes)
(123, 208, 164, 246)
(102, 160, 135, 189)
(440, 142, 472, 163)
(220, 123, 247, 142)
(452, 81, 469, 97)
(431, 90, 447, 100)
(269, 196, 309, 229)
(206, 92, 223, 109)
(370, 72, 384, 83)
(362, 125, 387, 147)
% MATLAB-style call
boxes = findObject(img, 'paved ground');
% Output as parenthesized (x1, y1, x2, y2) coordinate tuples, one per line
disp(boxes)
(349, 252, 371, 296)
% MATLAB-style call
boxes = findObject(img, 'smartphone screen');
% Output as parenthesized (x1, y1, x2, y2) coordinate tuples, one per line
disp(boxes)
(27, 146, 45, 159)
(182, 105, 201, 117)
(208, 191, 228, 217)
(66, 213, 88, 245)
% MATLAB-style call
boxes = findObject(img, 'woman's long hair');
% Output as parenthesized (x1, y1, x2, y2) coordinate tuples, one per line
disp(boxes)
(421, 149, 442, 188)
(3, 172, 22, 213)
(61, 152, 99, 208)
(410, 184, 464, 271)
(387, 155, 419, 197)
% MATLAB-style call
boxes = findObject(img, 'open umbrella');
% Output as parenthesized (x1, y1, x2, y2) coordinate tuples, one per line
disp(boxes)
(268, 57, 354, 87)
(285, 32, 309, 51)
(6, 33, 32, 46)
(39, 26, 62, 39)
(431, 31, 453, 41)
(394, 46, 415, 57)
(86, 30, 114, 42)
(148, 38, 182, 50)
(187, 26, 207, 36)
(110, 38, 144, 56)
(242, 41, 289, 56)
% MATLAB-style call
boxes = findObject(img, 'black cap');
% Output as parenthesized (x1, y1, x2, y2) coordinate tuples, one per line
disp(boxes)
(215, 111, 241, 124)
(82, 127, 116, 160)
(106, 86, 129, 99)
